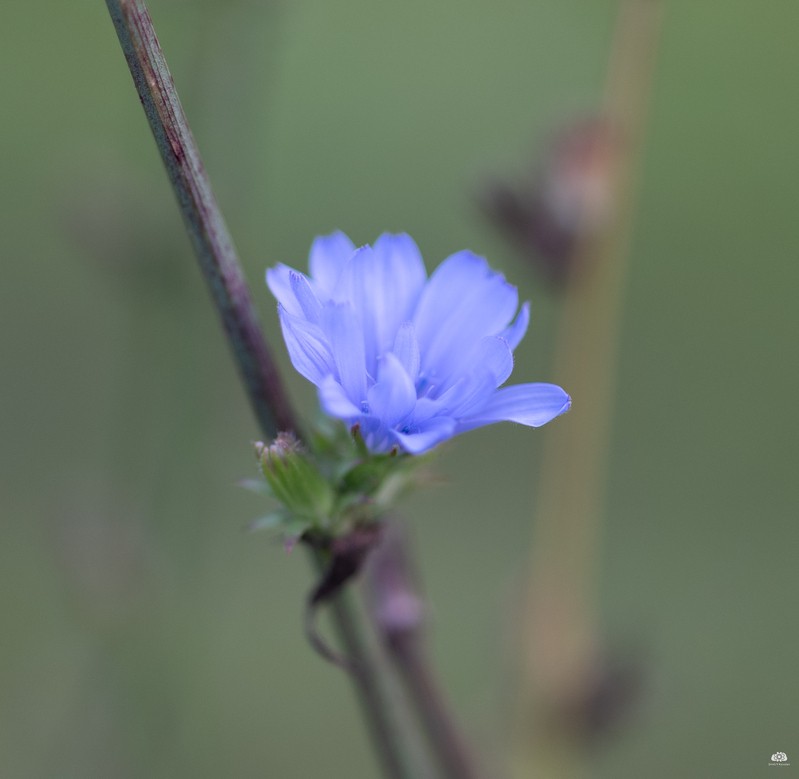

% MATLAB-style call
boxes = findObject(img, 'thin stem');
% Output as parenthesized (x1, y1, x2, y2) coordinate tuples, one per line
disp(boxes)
(390, 636, 482, 779)
(368, 524, 484, 779)
(104, 3, 416, 777)
(327, 585, 419, 779)
(105, 0, 295, 439)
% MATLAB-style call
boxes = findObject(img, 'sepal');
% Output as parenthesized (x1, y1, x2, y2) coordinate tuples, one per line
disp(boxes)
(246, 423, 430, 541)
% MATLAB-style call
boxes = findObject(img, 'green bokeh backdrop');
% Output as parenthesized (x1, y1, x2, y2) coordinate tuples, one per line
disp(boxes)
(2, 2, 797, 777)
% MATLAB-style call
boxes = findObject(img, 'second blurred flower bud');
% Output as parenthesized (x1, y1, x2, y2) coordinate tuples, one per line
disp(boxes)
(481, 117, 621, 285)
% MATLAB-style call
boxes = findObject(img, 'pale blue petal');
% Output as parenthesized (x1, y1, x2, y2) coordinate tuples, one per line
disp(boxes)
(441, 369, 497, 418)
(407, 396, 441, 425)
(333, 246, 378, 367)
(321, 302, 368, 403)
(318, 375, 361, 419)
(278, 304, 335, 386)
(500, 301, 530, 350)
(415, 368, 494, 420)
(469, 336, 513, 387)
(309, 231, 356, 298)
(367, 353, 416, 427)
(357, 416, 393, 453)
(392, 322, 421, 384)
(290, 271, 322, 324)
(337, 235, 427, 373)
(457, 383, 571, 433)
(370, 232, 427, 334)
(266, 264, 305, 317)
(413, 251, 518, 385)
(392, 417, 457, 455)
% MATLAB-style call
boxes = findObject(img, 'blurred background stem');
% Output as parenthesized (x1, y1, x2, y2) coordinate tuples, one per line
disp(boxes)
(369, 524, 484, 779)
(103, 3, 423, 777)
(390, 639, 482, 779)
(513, 2, 663, 777)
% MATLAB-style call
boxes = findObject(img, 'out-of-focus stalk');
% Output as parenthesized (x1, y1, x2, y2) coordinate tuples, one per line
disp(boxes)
(368, 524, 485, 779)
(512, 2, 663, 777)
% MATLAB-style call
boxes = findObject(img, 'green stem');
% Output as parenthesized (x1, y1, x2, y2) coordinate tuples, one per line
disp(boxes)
(105, 0, 295, 440)
(104, 3, 416, 776)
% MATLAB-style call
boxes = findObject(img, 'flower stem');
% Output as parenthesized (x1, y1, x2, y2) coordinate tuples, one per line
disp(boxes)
(104, 3, 417, 776)
(105, 0, 295, 440)
(326, 583, 420, 779)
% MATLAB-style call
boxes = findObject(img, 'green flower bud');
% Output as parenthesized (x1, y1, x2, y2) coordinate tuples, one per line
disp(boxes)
(256, 433, 334, 526)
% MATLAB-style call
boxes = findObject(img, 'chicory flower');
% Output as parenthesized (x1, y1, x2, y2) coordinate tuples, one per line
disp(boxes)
(268, 232, 570, 454)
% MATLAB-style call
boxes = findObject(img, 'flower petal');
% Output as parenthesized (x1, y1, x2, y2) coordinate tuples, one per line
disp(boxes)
(392, 322, 421, 384)
(266, 264, 306, 317)
(357, 416, 393, 453)
(367, 353, 416, 427)
(290, 271, 322, 324)
(278, 304, 335, 386)
(371, 232, 427, 327)
(318, 375, 361, 419)
(407, 396, 440, 425)
(413, 250, 518, 386)
(470, 336, 513, 387)
(333, 246, 377, 365)
(440, 369, 497, 418)
(321, 302, 368, 403)
(457, 383, 571, 433)
(309, 231, 356, 298)
(392, 417, 457, 455)
(337, 235, 427, 373)
(500, 301, 530, 350)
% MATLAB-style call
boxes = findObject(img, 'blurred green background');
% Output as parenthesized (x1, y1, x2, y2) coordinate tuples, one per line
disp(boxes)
(2, 1, 797, 777)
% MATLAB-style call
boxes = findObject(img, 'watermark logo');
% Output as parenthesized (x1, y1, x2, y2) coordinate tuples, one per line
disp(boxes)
(770, 752, 790, 766)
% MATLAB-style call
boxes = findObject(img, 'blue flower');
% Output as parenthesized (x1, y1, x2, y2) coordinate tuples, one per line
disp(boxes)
(268, 232, 570, 454)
